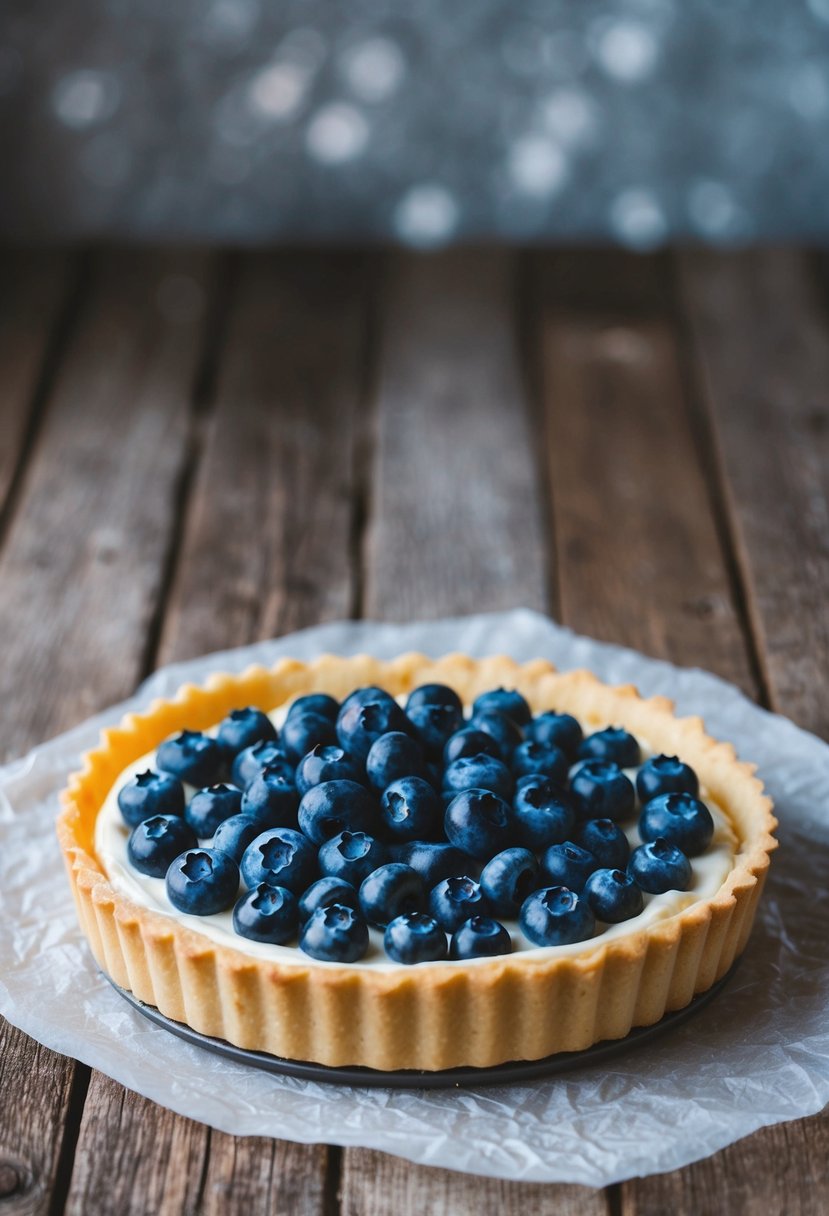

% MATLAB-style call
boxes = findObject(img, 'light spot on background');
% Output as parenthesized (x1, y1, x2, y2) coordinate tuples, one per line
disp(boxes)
(394, 184, 459, 247)
(306, 102, 369, 163)
(688, 180, 741, 238)
(248, 60, 310, 120)
(204, 0, 260, 46)
(540, 89, 598, 145)
(508, 136, 568, 196)
(342, 37, 405, 102)
(592, 20, 659, 83)
(789, 64, 829, 118)
(53, 69, 121, 129)
(610, 188, 667, 248)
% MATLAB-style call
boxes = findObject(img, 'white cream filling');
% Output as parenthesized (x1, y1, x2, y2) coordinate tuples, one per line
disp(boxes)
(94, 703, 737, 971)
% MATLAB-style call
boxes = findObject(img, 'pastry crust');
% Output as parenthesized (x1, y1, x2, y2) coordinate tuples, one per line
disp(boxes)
(57, 654, 777, 1071)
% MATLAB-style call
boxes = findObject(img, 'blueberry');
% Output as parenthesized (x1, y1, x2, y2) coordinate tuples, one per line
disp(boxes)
(540, 842, 597, 893)
(298, 780, 379, 845)
(472, 687, 531, 727)
(450, 916, 512, 960)
(233, 883, 298, 944)
(127, 814, 197, 878)
(281, 711, 338, 763)
(298, 876, 359, 923)
(393, 841, 474, 889)
(336, 695, 411, 763)
(576, 818, 630, 869)
(241, 827, 317, 894)
(240, 764, 299, 829)
(406, 683, 463, 716)
(571, 761, 635, 822)
(118, 770, 184, 828)
(216, 707, 277, 759)
(429, 875, 489, 932)
(300, 903, 369, 963)
(444, 789, 514, 861)
(318, 831, 389, 886)
(157, 731, 224, 787)
(380, 776, 441, 842)
(639, 792, 714, 857)
(295, 744, 362, 796)
(527, 711, 583, 760)
(359, 863, 426, 926)
(480, 848, 540, 917)
(443, 728, 501, 767)
(384, 912, 447, 964)
(231, 740, 292, 790)
(165, 848, 240, 915)
(286, 693, 339, 723)
(405, 686, 465, 755)
(512, 776, 576, 850)
(366, 731, 426, 790)
(520, 886, 596, 947)
(185, 784, 243, 837)
(583, 868, 644, 923)
(442, 753, 514, 801)
(211, 814, 262, 863)
(578, 727, 640, 768)
(511, 739, 569, 784)
(469, 709, 524, 761)
(339, 685, 391, 714)
(636, 755, 699, 802)
(628, 839, 692, 893)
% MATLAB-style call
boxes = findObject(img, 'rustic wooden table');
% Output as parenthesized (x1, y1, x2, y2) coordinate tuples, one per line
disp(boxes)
(1, 245, 827, 1214)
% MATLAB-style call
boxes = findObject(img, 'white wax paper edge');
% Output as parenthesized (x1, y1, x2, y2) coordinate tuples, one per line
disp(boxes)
(1, 609, 827, 1186)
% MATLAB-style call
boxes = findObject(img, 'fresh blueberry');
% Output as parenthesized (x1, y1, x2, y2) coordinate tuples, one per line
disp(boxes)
(156, 730, 224, 787)
(520, 886, 596, 946)
(576, 818, 630, 869)
(165, 848, 239, 915)
(450, 916, 512, 960)
(300, 903, 369, 963)
(339, 685, 391, 714)
(469, 709, 524, 761)
(442, 728, 501, 766)
(298, 876, 359, 923)
(472, 687, 531, 727)
(185, 784, 243, 837)
(540, 842, 597, 893)
(233, 883, 298, 943)
(318, 831, 389, 886)
(366, 731, 426, 790)
(511, 740, 569, 784)
(384, 912, 447, 964)
(298, 779, 379, 845)
(380, 776, 441, 842)
(240, 764, 299, 829)
(628, 839, 692, 893)
(639, 792, 714, 857)
(393, 841, 475, 889)
(405, 685, 465, 756)
(359, 863, 426, 926)
(444, 789, 514, 861)
(295, 744, 362, 796)
(636, 755, 699, 802)
(512, 776, 576, 850)
(406, 683, 463, 716)
(583, 868, 644, 923)
(336, 695, 411, 763)
(286, 693, 339, 723)
(127, 814, 197, 878)
(479, 848, 540, 917)
(231, 740, 292, 790)
(216, 707, 277, 759)
(442, 753, 514, 800)
(571, 761, 635, 822)
(211, 814, 262, 863)
(527, 711, 583, 760)
(240, 827, 317, 894)
(118, 770, 184, 828)
(578, 727, 640, 768)
(429, 875, 489, 932)
(281, 711, 338, 763)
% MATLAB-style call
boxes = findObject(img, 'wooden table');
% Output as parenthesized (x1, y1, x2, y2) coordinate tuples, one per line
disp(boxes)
(1, 245, 827, 1214)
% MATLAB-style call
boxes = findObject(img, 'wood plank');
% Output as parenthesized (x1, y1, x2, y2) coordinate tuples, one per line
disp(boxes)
(345, 249, 603, 1216)
(65, 250, 373, 1216)
(0, 250, 215, 1214)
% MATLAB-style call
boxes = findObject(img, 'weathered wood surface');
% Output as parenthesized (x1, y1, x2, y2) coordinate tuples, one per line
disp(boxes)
(0, 245, 826, 1215)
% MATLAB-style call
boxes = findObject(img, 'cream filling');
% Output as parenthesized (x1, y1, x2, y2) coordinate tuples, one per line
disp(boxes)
(94, 703, 737, 971)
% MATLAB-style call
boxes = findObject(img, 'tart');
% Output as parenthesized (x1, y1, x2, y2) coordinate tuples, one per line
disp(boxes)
(57, 654, 777, 1072)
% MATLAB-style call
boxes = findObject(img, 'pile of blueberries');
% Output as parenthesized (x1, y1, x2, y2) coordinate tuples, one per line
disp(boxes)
(119, 684, 715, 965)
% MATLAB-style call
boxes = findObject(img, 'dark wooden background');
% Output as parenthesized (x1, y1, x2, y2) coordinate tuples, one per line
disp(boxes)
(1, 246, 827, 1214)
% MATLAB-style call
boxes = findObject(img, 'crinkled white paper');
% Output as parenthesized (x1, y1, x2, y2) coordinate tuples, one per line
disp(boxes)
(1, 610, 827, 1185)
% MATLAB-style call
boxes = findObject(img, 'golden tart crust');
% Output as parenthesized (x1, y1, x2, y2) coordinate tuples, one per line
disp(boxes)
(57, 653, 777, 1071)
